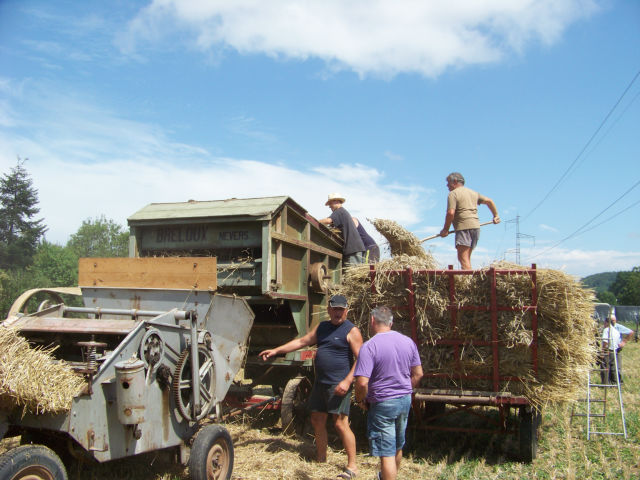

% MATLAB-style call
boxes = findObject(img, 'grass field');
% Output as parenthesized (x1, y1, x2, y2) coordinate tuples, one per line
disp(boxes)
(2, 338, 639, 479)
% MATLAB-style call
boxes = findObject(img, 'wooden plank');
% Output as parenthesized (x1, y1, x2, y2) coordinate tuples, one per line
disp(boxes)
(78, 257, 217, 290)
(17, 317, 138, 335)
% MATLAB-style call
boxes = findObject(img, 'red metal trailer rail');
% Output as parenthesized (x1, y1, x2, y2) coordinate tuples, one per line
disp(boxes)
(369, 263, 541, 461)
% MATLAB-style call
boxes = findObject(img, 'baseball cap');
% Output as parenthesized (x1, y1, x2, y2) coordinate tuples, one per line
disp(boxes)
(329, 294, 348, 308)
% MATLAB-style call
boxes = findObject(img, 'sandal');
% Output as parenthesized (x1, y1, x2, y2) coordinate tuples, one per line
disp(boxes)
(337, 468, 357, 479)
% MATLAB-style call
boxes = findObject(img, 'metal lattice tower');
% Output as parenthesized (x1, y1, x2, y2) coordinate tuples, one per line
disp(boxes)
(506, 215, 535, 265)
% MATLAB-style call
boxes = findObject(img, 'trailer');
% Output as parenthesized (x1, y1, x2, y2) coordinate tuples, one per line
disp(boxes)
(368, 263, 542, 462)
(1, 257, 255, 479)
(126, 196, 343, 426)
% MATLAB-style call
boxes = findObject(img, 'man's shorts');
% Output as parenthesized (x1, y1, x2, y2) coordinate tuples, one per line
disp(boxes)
(308, 382, 352, 415)
(367, 394, 412, 457)
(455, 228, 480, 250)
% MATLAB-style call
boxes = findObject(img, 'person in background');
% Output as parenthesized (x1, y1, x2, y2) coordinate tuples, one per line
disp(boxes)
(259, 294, 362, 479)
(439, 172, 500, 270)
(353, 217, 380, 263)
(354, 306, 423, 480)
(609, 313, 635, 384)
(320, 193, 365, 268)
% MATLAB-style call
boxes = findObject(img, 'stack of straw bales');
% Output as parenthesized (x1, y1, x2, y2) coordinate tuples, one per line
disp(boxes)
(0, 326, 85, 414)
(338, 219, 597, 408)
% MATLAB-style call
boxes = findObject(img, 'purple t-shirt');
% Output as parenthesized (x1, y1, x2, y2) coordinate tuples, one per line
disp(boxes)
(354, 330, 421, 403)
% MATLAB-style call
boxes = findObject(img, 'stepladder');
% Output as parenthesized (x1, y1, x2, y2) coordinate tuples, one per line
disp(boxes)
(571, 348, 627, 439)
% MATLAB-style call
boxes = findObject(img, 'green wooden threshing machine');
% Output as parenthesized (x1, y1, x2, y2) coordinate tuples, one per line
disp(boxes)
(127, 196, 344, 423)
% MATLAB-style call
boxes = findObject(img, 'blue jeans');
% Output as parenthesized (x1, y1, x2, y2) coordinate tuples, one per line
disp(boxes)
(367, 394, 412, 457)
(344, 251, 364, 267)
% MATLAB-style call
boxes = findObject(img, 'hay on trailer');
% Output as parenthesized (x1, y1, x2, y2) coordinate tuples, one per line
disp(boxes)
(337, 221, 597, 408)
(371, 218, 430, 259)
(0, 326, 85, 415)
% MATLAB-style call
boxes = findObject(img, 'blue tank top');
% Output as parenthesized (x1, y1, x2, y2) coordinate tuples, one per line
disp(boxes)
(315, 320, 355, 385)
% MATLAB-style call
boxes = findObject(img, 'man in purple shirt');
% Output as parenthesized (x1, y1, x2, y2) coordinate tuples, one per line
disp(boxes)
(354, 306, 423, 480)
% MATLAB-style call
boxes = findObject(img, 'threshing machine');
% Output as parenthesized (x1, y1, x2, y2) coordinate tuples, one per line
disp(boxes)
(1, 257, 254, 480)
(126, 196, 343, 420)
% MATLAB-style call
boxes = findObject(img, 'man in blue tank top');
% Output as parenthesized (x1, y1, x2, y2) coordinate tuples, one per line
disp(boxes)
(260, 294, 363, 479)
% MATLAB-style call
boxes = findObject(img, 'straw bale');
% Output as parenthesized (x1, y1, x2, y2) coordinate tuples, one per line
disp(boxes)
(371, 218, 430, 259)
(337, 220, 597, 408)
(0, 326, 85, 415)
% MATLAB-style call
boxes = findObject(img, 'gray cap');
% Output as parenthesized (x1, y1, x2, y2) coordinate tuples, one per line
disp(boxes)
(329, 294, 348, 308)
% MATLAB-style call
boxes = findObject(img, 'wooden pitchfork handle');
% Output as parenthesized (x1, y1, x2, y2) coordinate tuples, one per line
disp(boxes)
(420, 221, 495, 243)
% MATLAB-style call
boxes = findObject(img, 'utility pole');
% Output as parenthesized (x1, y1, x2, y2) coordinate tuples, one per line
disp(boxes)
(505, 215, 534, 265)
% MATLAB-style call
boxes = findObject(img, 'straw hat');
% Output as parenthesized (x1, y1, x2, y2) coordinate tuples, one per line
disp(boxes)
(325, 192, 346, 206)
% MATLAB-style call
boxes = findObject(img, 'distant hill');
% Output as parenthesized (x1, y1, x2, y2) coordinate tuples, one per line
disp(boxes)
(581, 271, 618, 294)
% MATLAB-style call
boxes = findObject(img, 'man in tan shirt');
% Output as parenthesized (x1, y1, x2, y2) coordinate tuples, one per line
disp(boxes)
(439, 172, 500, 269)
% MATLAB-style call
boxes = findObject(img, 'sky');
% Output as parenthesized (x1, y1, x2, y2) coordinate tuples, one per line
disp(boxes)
(0, 0, 638, 279)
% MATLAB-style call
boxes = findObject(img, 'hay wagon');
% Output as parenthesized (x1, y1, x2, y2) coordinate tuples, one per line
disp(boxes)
(368, 263, 542, 462)
(0, 257, 255, 480)
(126, 196, 343, 426)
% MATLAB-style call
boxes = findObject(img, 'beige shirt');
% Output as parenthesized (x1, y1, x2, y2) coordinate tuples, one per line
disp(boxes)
(447, 186, 488, 231)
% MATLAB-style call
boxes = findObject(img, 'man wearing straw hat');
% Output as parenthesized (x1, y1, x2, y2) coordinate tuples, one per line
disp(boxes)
(439, 172, 500, 270)
(354, 306, 423, 480)
(320, 193, 366, 267)
(259, 294, 363, 479)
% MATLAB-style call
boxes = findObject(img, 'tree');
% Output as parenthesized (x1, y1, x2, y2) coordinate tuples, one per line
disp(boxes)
(596, 290, 616, 305)
(67, 215, 129, 258)
(31, 241, 79, 287)
(611, 267, 640, 305)
(0, 158, 47, 269)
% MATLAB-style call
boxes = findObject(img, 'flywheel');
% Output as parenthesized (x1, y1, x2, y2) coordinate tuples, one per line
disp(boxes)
(172, 346, 216, 422)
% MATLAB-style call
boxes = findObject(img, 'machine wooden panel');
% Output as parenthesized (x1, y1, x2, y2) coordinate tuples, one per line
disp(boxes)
(79, 257, 217, 290)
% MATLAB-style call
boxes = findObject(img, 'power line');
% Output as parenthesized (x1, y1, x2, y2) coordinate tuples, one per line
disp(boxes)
(528, 179, 640, 260)
(523, 68, 640, 221)
(572, 199, 640, 236)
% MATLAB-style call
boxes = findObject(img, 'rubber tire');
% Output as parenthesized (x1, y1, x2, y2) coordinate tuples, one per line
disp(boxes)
(280, 376, 312, 435)
(0, 445, 68, 480)
(189, 425, 234, 480)
(519, 406, 541, 463)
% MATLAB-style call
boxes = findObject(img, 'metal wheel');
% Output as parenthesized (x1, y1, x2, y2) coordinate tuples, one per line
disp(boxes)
(189, 425, 234, 480)
(173, 346, 216, 421)
(0, 445, 67, 480)
(309, 263, 329, 293)
(519, 405, 541, 462)
(281, 376, 312, 435)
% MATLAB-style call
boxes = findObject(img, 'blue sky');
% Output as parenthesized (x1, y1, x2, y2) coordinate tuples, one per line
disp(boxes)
(1, 0, 638, 278)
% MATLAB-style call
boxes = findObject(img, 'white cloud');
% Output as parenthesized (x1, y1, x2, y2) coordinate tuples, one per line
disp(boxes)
(539, 223, 558, 232)
(120, 0, 599, 77)
(384, 150, 404, 162)
(0, 84, 427, 245)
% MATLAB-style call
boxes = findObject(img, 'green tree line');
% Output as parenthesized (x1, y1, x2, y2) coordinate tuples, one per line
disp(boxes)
(0, 159, 128, 318)
(582, 269, 640, 306)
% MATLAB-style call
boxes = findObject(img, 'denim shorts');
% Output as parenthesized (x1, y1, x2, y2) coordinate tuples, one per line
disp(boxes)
(308, 382, 352, 415)
(455, 228, 479, 250)
(367, 394, 412, 457)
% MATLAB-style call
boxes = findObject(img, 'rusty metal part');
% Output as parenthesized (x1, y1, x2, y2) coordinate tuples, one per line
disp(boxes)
(172, 347, 216, 422)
